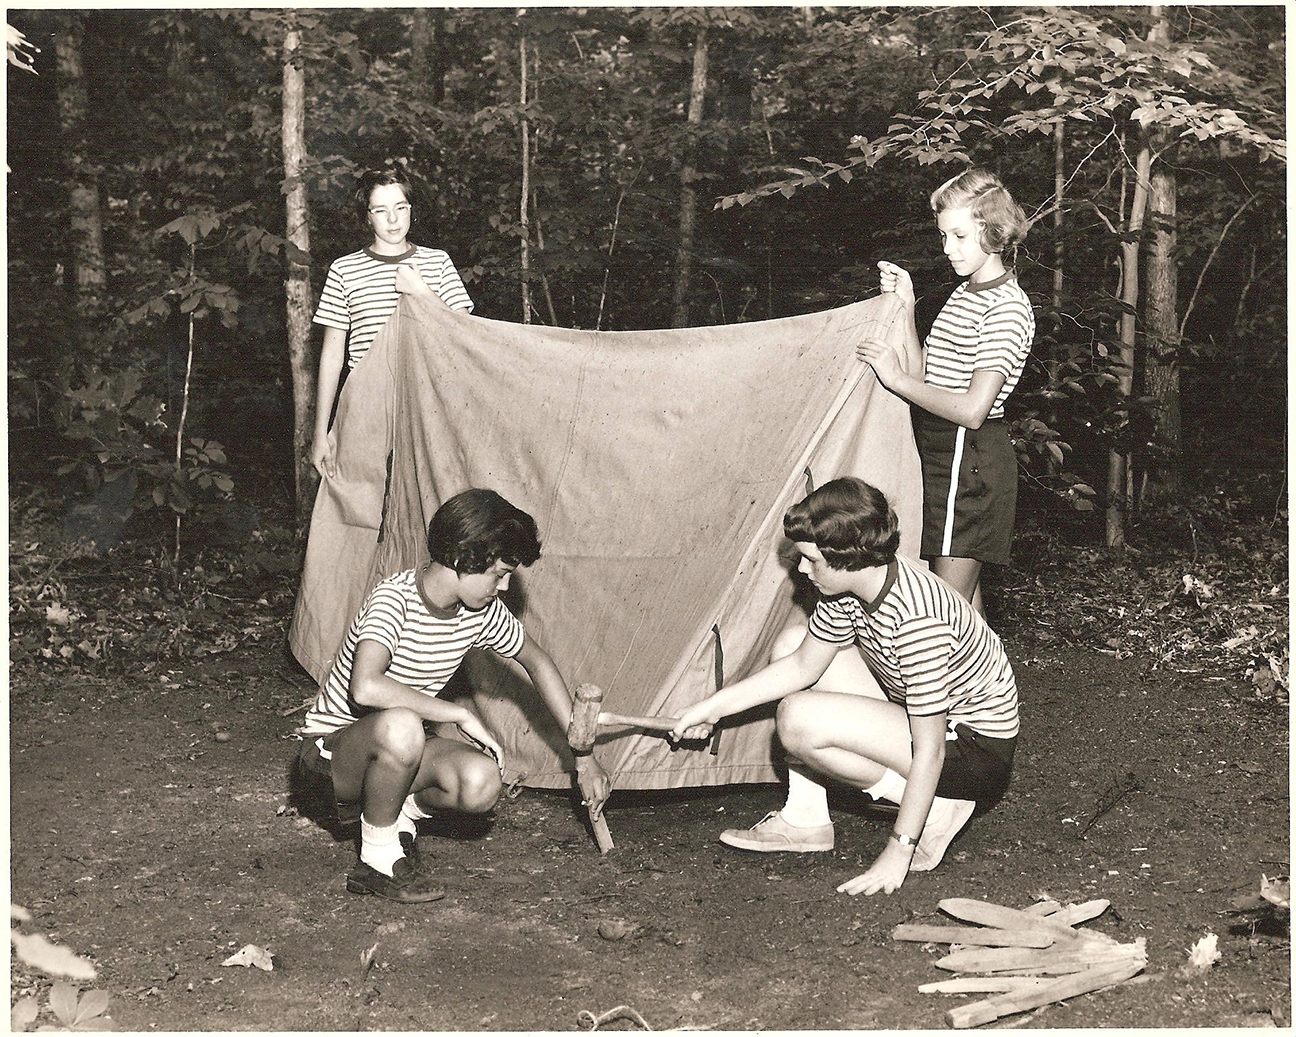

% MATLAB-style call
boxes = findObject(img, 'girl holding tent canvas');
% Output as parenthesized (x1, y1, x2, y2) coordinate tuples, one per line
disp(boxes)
(858, 167, 1034, 614)
(310, 167, 475, 479)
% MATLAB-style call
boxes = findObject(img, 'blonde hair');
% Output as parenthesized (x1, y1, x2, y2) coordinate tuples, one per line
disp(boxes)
(930, 168, 1030, 257)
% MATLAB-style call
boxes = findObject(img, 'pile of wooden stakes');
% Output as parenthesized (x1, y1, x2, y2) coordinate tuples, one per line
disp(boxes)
(893, 897, 1147, 1028)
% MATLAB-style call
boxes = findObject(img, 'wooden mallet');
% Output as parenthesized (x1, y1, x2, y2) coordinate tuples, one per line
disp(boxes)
(566, 683, 616, 854)
(567, 683, 695, 853)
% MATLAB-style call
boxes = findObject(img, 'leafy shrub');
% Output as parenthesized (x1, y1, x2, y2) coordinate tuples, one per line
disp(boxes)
(10, 905, 113, 1032)
(53, 364, 234, 544)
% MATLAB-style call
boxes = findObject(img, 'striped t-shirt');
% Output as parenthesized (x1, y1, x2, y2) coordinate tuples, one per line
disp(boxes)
(302, 568, 524, 736)
(313, 245, 474, 368)
(807, 555, 1019, 738)
(924, 272, 1034, 420)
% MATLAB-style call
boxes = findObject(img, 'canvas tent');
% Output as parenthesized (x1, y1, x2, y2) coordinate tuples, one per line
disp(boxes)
(289, 292, 922, 791)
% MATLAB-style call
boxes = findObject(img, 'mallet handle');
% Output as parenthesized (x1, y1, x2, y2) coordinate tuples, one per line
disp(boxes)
(597, 711, 680, 733)
(590, 812, 614, 855)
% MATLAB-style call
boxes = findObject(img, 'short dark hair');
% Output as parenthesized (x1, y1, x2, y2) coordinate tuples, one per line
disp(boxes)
(782, 477, 899, 570)
(427, 488, 541, 574)
(354, 167, 417, 225)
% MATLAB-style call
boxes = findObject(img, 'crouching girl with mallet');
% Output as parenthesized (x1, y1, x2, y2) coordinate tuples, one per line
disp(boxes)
(670, 478, 1019, 896)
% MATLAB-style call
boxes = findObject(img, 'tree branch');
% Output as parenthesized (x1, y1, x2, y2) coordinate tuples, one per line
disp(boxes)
(1178, 193, 1258, 339)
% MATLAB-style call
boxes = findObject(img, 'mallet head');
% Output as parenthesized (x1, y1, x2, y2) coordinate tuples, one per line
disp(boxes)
(566, 682, 604, 754)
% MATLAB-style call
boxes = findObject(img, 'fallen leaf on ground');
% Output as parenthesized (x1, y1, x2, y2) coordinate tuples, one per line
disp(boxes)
(1260, 876, 1289, 911)
(221, 944, 274, 971)
(1186, 933, 1221, 970)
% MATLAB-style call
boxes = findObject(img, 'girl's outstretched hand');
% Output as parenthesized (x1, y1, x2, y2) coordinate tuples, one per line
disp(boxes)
(669, 701, 718, 743)
(836, 842, 912, 896)
(877, 260, 915, 309)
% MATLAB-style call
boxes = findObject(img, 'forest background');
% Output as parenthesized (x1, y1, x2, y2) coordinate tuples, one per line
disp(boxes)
(4, 6, 1289, 1029)
(7, 5, 1286, 685)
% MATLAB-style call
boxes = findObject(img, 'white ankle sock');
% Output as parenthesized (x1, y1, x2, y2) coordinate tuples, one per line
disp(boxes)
(398, 794, 432, 838)
(862, 767, 906, 805)
(360, 816, 404, 876)
(780, 766, 832, 827)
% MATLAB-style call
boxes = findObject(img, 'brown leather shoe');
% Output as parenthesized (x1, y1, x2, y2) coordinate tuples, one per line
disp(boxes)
(346, 856, 446, 903)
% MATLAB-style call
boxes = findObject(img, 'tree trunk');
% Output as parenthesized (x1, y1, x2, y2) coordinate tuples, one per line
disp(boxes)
(1144, 153, 1179, 498)
(1105, 134, 1152, 548)
(526, 45, 558, 327)
(1046, 118, 1065, 469)
(670, 24, 708, 329)
(519, 36, 532, 324)
(1052, 120, 1065, 313)
(53, 12, 105, 307)
(430, 10, 447, 102)
(410, 8, 429, 81)
(282, 22, 315, 532)
(409, 9, 447, 101)
(1143, 9, 1181, 500)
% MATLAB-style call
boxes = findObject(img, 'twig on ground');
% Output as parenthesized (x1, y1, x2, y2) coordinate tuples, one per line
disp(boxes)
(1079, 772, 1142, 838)
(577, 1004, 652, 1030)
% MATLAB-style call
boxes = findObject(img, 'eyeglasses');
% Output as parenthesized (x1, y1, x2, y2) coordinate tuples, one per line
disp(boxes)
(369, 204, 412, 218)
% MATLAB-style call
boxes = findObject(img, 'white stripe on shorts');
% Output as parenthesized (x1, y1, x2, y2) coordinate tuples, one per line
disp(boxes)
(941, 426, 966, 555)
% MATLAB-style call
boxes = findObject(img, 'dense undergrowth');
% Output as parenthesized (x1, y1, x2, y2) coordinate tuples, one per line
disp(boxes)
(997, 474, 1289, 708)
(8, 468, 1288, 710)
(7, 481, 301, 681)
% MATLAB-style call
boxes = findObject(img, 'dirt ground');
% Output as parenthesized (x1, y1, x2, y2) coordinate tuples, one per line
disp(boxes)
(9, 634, 1291, 1031)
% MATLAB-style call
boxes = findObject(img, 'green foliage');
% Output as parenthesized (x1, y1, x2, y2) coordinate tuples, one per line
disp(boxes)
(55, 366, 167, 492)
(53, 366, 234, 524)
(725, 7, 1284, 206)
(7, 23, 37, 73)
(9, 911, 95, 983)
(10, 984, 113, 1032)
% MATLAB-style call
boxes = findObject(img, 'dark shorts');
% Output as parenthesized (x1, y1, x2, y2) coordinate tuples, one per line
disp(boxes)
(297, 734, 361, 824)
(934, 723, 1016, 806)
(914, 411, 1017, 565)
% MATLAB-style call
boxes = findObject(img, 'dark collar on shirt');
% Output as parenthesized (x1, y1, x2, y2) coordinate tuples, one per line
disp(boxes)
(415, 564, 461, 619)
(965, 269, 1014, 293)
(363, 244, 418, 264)
(860, 558, 899, 615)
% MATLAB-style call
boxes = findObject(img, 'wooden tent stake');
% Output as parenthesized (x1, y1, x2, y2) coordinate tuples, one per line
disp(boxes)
(892, 924, 1054, 948)
(936, 938, 1145, 975)
(948, 959, 1145, 1028)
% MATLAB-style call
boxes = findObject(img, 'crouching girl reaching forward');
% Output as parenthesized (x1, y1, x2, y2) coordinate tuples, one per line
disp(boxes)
(670, 478, 1018, 896)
